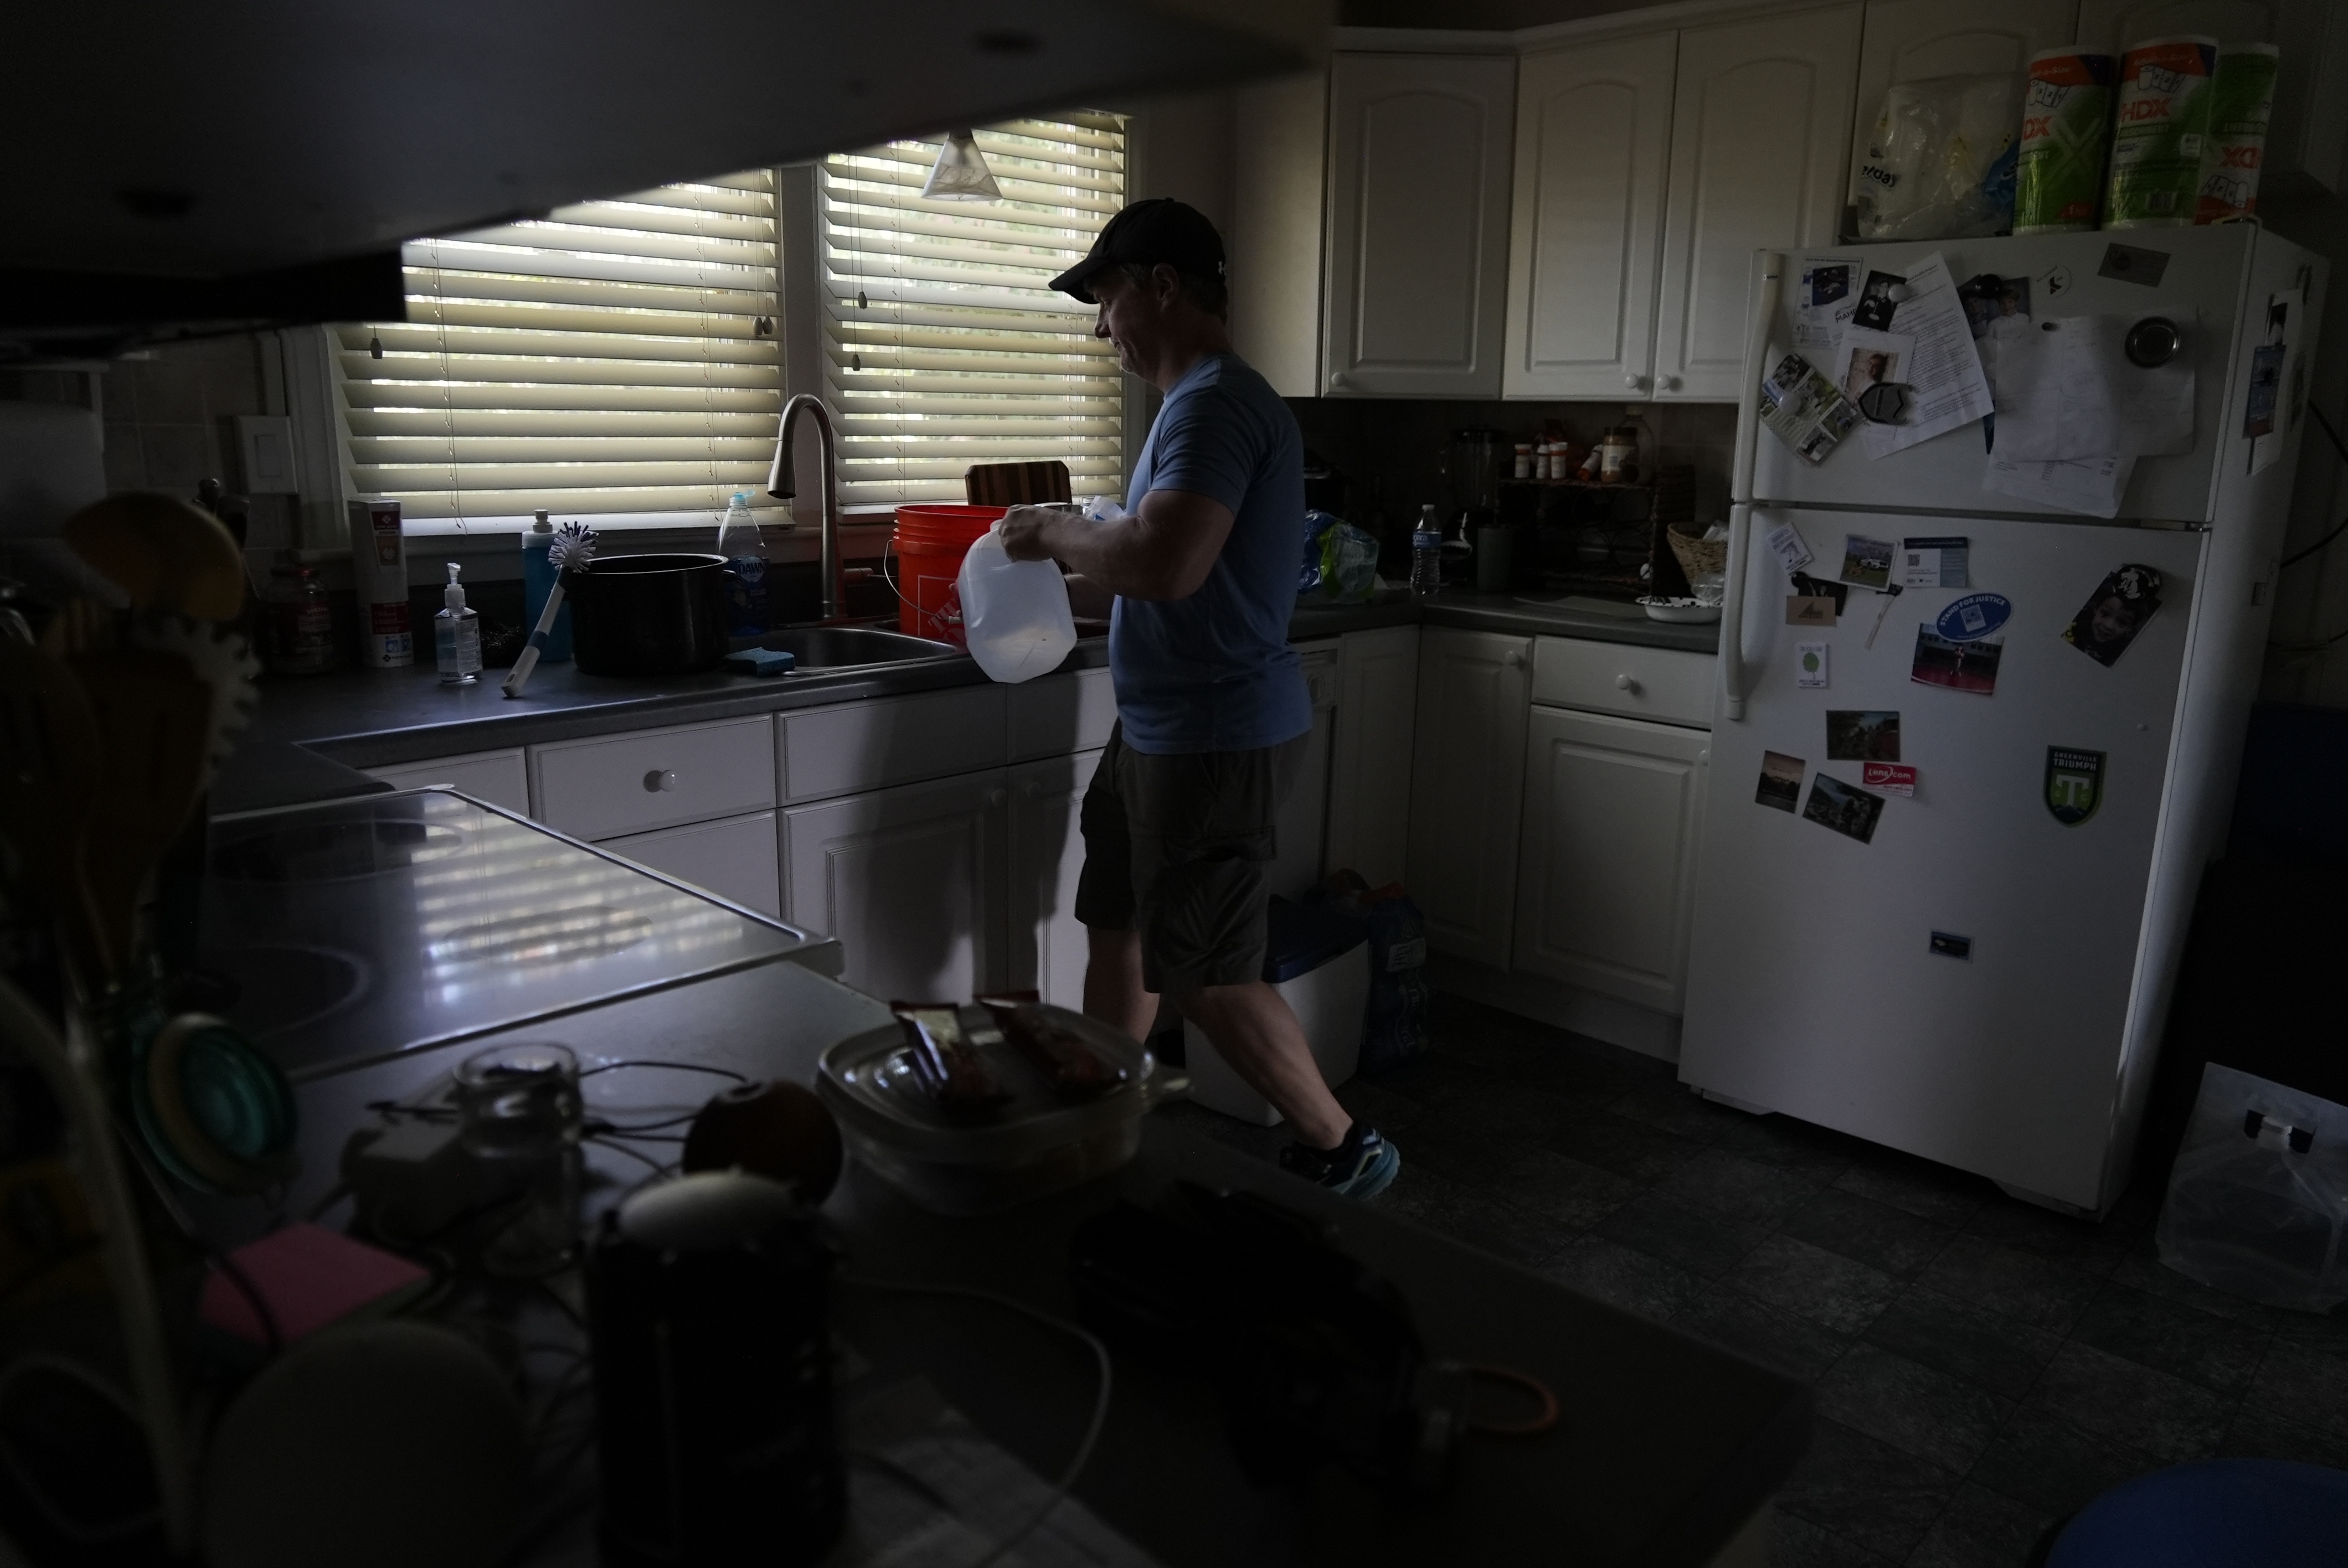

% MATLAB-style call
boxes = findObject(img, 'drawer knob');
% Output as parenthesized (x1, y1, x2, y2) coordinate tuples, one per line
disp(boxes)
(643, 768, 678, 792)
(1615, 674, 1640, 693)
(1503, 649, 1527, 669)
(985, 787, 1008, 808)
(1021, 780, 1043, 800)
(1624, 373, 1646, 391)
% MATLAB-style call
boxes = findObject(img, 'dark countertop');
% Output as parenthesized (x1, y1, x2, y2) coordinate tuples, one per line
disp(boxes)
(251, 957, 1803, 1567)
(215, 591, 1719, 815)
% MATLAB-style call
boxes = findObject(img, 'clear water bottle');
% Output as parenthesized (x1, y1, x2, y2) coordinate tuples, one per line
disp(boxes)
(717, 491, 770, 636)
(1409, 504, 1444, 597)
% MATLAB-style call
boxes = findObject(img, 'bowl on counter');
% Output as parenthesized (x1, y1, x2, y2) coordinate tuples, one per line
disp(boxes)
(816, 1008, 1183, 1215)
(1638, 595, 1723, 625)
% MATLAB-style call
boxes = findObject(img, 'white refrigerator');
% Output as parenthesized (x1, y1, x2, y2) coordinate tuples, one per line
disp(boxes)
(1678, 225, 2326, 1216)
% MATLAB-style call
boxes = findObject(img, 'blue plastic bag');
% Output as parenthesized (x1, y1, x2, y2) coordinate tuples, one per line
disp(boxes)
(1298, 510, 1379, 604)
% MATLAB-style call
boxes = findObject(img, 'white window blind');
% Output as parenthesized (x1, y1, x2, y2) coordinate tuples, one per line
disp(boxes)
(337, 171, 782, 529)
(819, 116, 1126, 508)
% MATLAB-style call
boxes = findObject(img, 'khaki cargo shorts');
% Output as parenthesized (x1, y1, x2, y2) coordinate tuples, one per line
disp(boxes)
(1074, 721, 1308, 993)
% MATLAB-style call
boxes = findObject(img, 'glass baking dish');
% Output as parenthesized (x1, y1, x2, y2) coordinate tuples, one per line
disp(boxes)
(816, 1007, 1185, 1215)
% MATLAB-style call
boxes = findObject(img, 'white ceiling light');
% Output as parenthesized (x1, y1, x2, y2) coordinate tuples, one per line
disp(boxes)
(921, 130, 1001, 201)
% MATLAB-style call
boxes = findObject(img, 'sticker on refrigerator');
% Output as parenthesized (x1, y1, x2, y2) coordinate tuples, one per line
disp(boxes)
(1928, 931, 1973, 960)
(1864, 762, 1918, 797)
(1826, 710, 1901, 761)
(1765, 522, 1816, 575)
(2062, 565, 2163, 667)
(1935, 592, 2012, 642)
(1795, 641, 1830, 689)
(1803, 774, 1886, 844)
(1794, 258, 1863, 353)
(1899, 537, 1971, 589)
(1757, 751, 1805, 812)
(1839, 534, 1895, 590)
(1912, 627, 2004, 695)
(1788, 595, 1839, 627)
(2046, 747, 2105, 826)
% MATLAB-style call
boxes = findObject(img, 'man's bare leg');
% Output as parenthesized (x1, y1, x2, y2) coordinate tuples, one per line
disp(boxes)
(1173, 980, 1351, 1150)
(1083, 925, 1159, 1048)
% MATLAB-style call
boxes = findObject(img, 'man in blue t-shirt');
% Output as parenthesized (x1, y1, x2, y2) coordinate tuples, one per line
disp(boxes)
(999, 199, 1399, 1200)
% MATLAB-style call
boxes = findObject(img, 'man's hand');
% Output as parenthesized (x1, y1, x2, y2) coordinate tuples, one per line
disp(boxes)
(998, 504, 1067, 563)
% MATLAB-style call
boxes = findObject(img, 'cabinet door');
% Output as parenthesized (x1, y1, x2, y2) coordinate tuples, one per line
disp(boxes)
(1515, 709, 1708, 1014)
(365, 747, 531, 817)
(1503, 32, 1678, 399)
(1266, 644, 1340, 904)
(1404, 629, 1532, 968)
(599, 811, 781, 919)
(1323, 53, 1517, 398)
(1324, 625, 1419, 888)
(1654, 4, 1863, 400)
(1849, 2, 2081, 210)
(1230, 70, 1330, 398)
(782, 771, 1008, 1002)
(1007, 749, 1104, 1009)
(2079, 1, 2345, 195)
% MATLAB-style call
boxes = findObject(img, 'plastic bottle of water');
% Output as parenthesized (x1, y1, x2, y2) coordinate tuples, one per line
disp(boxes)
(1409, 504, 1444, 597)
(717, 491, 770, 636)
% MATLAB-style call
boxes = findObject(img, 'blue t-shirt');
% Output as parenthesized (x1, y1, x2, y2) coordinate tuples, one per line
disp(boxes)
(1110, 354, 1310, 755)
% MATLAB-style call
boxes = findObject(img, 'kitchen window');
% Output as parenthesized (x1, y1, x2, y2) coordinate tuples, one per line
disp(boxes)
(336, 171, 784, 533)
(816, 115, 1126, 508)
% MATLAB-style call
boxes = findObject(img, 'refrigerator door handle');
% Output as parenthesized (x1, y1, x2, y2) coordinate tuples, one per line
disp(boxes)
(1722, 250, 1786, 723)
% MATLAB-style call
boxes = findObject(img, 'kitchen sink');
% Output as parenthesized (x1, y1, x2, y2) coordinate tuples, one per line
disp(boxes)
(753, 625, 959, 669)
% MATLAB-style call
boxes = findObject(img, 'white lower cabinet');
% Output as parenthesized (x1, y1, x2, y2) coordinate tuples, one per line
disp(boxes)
(782, 770, 1010, 1003)
(1268, 644, 1340, 902)
(1514, 708, 1708, 1014)
(1325, 625, 1420, 888)
(364, 747, 531, 817)
(1008, 749, 1104, 1010)
(600, 811, 782, 919)
(1405, 628, 1533, 968)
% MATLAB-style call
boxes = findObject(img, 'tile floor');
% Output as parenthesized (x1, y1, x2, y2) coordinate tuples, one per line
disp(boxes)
(1154, 993, 2348, 1567)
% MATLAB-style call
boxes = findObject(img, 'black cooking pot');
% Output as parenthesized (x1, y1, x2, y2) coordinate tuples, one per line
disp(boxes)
(569, 553, 731, 676)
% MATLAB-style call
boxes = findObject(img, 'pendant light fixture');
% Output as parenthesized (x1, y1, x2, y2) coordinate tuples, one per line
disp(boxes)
(921, 130, 1001, 201)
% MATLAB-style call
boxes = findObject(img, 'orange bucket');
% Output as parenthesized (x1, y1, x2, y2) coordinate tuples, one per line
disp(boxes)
(890, 503, 1004, 644)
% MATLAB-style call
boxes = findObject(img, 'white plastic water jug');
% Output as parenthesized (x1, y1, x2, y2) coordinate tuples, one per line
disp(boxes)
(956, 523, 1077, 684)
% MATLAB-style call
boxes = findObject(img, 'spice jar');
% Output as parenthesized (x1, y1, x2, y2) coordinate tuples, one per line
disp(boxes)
(1512, 442, 1533, 480)
(1598, 427, 1634, 483)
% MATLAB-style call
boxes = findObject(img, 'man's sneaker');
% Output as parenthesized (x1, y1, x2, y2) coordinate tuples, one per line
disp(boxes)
(1279, 1123, 1401, 1200)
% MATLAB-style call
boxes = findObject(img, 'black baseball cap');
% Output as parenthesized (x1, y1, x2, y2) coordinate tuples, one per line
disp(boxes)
(1049, 198, 1226, 303)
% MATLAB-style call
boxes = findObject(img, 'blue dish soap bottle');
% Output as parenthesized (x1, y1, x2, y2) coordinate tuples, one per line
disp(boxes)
(521, 510, 574, 662)
(718, 491, 771, 637)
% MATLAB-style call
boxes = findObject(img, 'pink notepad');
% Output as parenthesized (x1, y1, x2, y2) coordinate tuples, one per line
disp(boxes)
(199, 1223, 430, 1346)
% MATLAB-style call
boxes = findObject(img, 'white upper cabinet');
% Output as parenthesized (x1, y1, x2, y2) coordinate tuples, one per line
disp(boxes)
(1653, 4, 1863, 400)
(1503, 32, 1679, 399)
(1847, 1, 2082, 213)
(2079, 0, 2347, 194)
(1322, 53, 1517, 398)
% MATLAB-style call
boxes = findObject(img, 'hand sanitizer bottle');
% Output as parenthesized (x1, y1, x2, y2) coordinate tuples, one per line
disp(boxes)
(436, 562, 481, 684)
(717, 491, 770, 636)
(521, 510, 573, 662)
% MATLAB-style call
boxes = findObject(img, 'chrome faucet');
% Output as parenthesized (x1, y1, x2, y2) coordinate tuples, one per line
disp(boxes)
(765, 393, 847, 623)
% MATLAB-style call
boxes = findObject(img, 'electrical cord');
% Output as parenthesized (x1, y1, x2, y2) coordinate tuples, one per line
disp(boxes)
(837, 1273, 1113, 1568)
(2278, 402, 2348, 571)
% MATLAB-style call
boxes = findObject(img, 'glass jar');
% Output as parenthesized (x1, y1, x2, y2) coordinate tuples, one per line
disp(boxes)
(456, 1041, 584, 1275)
(267, 560, 337, 675)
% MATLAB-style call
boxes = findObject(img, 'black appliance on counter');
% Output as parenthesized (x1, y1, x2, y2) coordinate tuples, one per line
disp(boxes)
(588, 1172, 843, 1567)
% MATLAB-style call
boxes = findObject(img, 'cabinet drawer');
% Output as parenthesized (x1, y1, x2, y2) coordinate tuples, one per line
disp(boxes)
(599, 811, 780, 919)
(531, 716, 776, 840)
(365, 747, 530, 817)
(1008, 666, 1118, 761)
(1532, 639, 1716, 729)
(781, 685, 1007, 802)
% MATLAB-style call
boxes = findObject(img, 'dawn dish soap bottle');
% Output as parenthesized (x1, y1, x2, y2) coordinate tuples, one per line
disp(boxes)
(521, 510, 574, 662)
(436, 562, 481, 684)
(718, 491, 771, 637)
